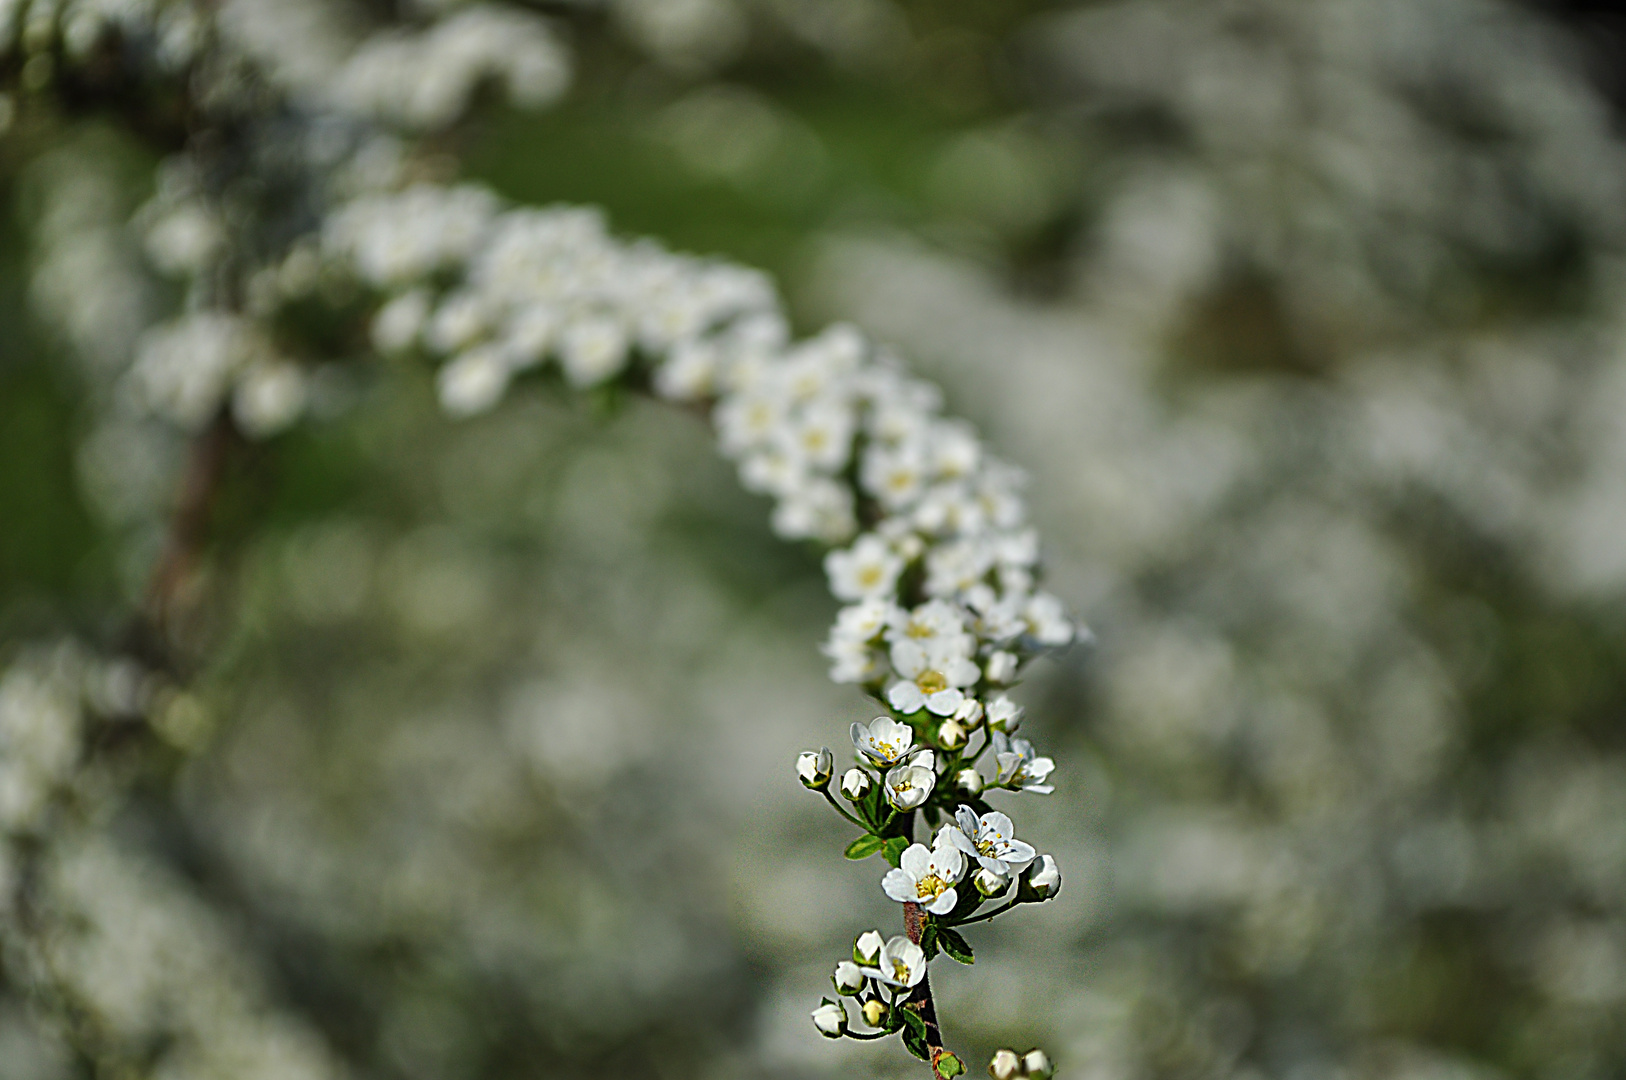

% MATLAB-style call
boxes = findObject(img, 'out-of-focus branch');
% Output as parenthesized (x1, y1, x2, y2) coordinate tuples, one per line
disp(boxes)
(142, 409, 236, 640)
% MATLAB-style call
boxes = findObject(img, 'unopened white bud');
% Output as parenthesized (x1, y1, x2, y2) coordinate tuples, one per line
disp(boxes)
(832, 960, 865, 995)
(1019, 854, 1061, 901)
(985, 650, 1018, 684)
(956, 767, 985, 795)
(861, 997, 888, 1028)
(811, 1000, 847, 1037)
(797, 748, 834, 789)
(841, 768, 871, 800)
(938, 718, 967, 750)
(1022, 1049, 1054, 1079)
(989, 1049, 1022, 1080)
(974, 866, 1009, 897)
(987, 694, 1023, 732)
(953, 697, 985, 726)
(854, 929, 885, 966)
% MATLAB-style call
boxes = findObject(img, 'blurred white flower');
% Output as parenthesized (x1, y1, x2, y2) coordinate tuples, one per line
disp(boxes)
(825, 533, 904, 602)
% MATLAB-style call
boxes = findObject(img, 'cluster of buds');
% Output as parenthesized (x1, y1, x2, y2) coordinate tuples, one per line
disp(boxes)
(989, 1048, 1055, 1079)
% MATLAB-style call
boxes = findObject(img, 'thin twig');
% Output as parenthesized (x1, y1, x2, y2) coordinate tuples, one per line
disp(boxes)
(903, 900, 953, 1079)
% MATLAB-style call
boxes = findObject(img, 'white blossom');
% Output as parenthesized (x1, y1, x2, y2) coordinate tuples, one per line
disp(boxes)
(881, 842, 964, 915)
(853, 930, 884, 966)
(882, 760, 935, 811)
(992, 732, 1054, 794)
(839, 768, 871, 800)
(859, 934, 926, 988)
(824, 534, 904, 603)
(832, 960, 865, 995)
(849, 716, 914, 769)
(944, 805, 1036, 875)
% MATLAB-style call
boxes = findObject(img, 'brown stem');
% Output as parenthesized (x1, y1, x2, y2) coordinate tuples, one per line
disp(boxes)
(903, 901, 954, 1079)
(143, 410, 236, 638)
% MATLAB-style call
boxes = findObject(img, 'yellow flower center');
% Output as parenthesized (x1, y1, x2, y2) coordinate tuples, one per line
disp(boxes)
(915, 670, 948, 694)
(977, 838, 997, 857)
(915, 874, 949, 900)
(891, 959, 911, 983)
(857, 564, 883, 587)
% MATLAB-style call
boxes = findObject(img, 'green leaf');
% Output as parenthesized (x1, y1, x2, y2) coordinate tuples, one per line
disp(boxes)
(936, 1050, 966, 1077)
(919, 924, 938, 960)
(901, 1026, 931, 1061)
(938, 927, 974, 965)
(898, 1005, 928, 1039)
(881, 836, 910, 867)
(844, 834, 886, 860)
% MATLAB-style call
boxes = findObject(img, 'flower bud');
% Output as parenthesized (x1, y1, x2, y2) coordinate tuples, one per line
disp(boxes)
(937, 718, 967, 750)
(811, 999, 847, 1038)
(987, 695, 1023, 732)
(974, 866, 1009, 897)
(840, 768, 871, 800)
(797, 747, 834, 789)
(1022, 1049, 1054, 1079)
(832, 960, 865, 996)
(985, 650, 1018, 684)
(953, 696, 985, 726)
(1019, 854, 1061, 901)
(956, 767, 985, 795)
(854, 929, 884, 966)
(861, 997, 888, 1028)
(989, 1049, 1022, 1080)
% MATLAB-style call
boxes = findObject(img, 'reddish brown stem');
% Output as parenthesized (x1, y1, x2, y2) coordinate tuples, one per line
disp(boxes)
(903, 901, 954, 1079)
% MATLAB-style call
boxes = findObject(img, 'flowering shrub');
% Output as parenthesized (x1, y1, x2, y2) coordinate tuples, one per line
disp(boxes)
(0, 1, 1078, 1076)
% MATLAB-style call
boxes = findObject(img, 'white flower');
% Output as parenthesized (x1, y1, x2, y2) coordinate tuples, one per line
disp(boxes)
(955, 767, 985, 795)
(797, 747, 833, 789)
(1021, 854, 1061, 901)
(853, 930, 885, 966)
(372, 288, 433, 354)
(985, 650, 1018, 685)
(558, 315, 629, 387)
(850, 716, 914, 768)
(974, 866, 1010, 897)
(990, 1049, 1022, 1080)
(840, 768, 871, 800)
(832, 960, 865, 995)
(232, 360, 308, 437)
(887, 640, 980, 717)
(1023, 593, 1074, 648)
(436, 345, 512, 417)
(885, 599, 969, 650)
(811, 1000, 846, 1037)
(987, 694, 1023, 732)
(937, 718, 967, 750)
(881, 842, 964, 915)
(823, 638, 886, 684)
(831, 600, 901, 643)
(782, 398, 856, 472)
(993, 732, 1054, 794)
(1023, 1048, 1055, 1079)
(860, 442, 928, 510)
(883, 761, 935, 810)
(860, 934, 926, 988)
(946, 805, 1036, 875)
(861, 998, 888, 1027)
(824, 534, 904, 602)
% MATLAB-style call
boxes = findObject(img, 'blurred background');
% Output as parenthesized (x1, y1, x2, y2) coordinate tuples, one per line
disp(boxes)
(4, 1, 1626, 1078)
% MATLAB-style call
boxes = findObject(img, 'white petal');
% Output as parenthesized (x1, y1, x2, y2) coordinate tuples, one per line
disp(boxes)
(882, 868, 917, 904)
(888, 682, 926, 713)
(983, 811, 1015, 840)
(924, 688, 964, 716)
(926, 887, 958, 915)
(898, 843, 932, 878)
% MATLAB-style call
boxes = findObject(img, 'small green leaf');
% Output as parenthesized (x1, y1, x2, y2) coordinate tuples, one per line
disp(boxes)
(936, 1050, 966, 1077)
(844, 834, 886, 860)
(938, 927, 974, 965)
(881, 836, 910, 867)
(901, 1026, 931, 1061)
(919, 924, 938, 960)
